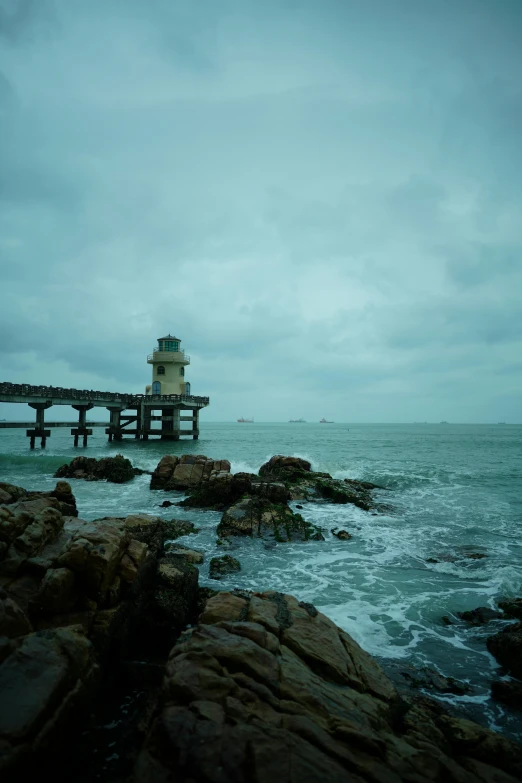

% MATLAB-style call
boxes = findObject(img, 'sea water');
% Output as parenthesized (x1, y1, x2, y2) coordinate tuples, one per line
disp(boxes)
(1, 422, 521, 740)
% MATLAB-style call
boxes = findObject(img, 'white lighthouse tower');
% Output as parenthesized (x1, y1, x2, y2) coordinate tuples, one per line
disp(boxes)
(145, 334, 191, 396)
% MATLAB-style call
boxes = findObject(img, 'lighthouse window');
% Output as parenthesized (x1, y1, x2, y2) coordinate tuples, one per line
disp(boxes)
(180, 367, 184, 376)
(157, 366, 165, 375)
(164, 340, 179, 352)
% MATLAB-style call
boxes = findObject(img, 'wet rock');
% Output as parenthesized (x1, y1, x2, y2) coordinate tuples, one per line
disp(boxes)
(331, 528, 352, 540)
(258, 455, 312, 481)
(458, 606, 503, 625)
(165, 543, 204, 564)
(135, 590, 522, 783)
(491, 679, 522, 710)
(0, 498, 66, 575)
(464, 552, 487, 560)
(399, 665, 470, 695)
(315, 480, 372, 510)
(49, 481, 78, 515)
(0, 626, 98, 779)
(181, 473, 291, 510)
(217, 497, 324, 542)
(56, 518, 130, 603)
(150, 455, 179, 489)
(54, 454, 135, 483)
(167, 519, 200, 538)
(498, 598, 522, 620)
(143, 556, 199, 654)
(0, 482, 28, 506)
(179, 471, 253, 509)
(209, 555, 241, 580)
(150, 454, 231, 492)
(33, 567, 78, 615)
(257, 456, 379, 511)
(124, 513, 167, 545)
(487, 621, 522, 679)
(0, 589, 32, 638)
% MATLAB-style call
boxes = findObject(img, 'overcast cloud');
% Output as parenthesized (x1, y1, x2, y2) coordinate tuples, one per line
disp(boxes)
(1, 0, 521, 422)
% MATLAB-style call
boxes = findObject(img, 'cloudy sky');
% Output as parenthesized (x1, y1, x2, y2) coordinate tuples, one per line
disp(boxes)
(1, 0, 521, 423)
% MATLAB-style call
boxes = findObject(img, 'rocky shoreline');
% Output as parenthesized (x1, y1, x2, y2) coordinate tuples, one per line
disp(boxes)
(1, 454, 522, 782)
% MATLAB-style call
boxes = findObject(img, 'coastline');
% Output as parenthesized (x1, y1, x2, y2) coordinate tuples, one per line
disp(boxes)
(1, 451, 522, 780)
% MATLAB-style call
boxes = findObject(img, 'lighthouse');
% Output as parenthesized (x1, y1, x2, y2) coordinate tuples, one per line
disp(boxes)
(146, 334, 191, 396)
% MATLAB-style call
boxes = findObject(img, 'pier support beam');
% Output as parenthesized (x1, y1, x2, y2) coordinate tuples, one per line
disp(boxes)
(72, 403, 94, 446)
(106, 406, 125, 442)
(141, 401, 151, 440)
(161, 407, 180, 440)
(27, 402, 53, 448)
(192, 408, 199, 440)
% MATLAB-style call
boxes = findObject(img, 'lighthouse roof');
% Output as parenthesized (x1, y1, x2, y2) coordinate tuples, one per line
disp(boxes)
(158, 334, 181, 341)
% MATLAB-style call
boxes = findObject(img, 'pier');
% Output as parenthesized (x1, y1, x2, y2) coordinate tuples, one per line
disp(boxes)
(0, 382, 209, 448)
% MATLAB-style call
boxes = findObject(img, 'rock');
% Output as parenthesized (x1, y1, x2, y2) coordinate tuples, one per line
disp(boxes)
(49, 481, 78, 515)
(0, 590, 32, 638)
(491, 679, 522, 709)
(118, 538, 149, 585)
(259, 455, 312, 480)
(54, 454, 135, 483)
(0, 481, 28, 505)
(331, 528, 352, 540)
(138, 555, 199, 655)
(150, 454, 231, 492)
(33, 567, 78, 615)
(56, 518, 129, 603)
(217, 498, 324, 542)
(179, 472, 250, 509)
(135, 590, 522, 783)
(165, 543, 204, 564)
(487, 621, 522, 678)
(498, 598, 522, 620)
(0, 626, 98, 779)
(166, 519, 200, 538)
(180, 473, 291, 510)
(150, 455, 179, 489)
(200, 592, 248, 624)
(398, 665, 470, 696)
(257, 456, 379, 511)
(315, 479, 372, 510)
(458, 606, 503, 625)
(0, 482, 28, 505)
(124, 513, 167, 545)
(0, 498, 66, 575)
(209, 555, 241, 579)
(464, 552, 487, 560)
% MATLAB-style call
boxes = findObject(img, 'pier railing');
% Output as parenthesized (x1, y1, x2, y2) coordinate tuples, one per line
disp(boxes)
(0, 382, 209, 406)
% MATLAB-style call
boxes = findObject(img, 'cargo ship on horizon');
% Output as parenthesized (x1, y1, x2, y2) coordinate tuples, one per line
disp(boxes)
(237, 417, 254, 423)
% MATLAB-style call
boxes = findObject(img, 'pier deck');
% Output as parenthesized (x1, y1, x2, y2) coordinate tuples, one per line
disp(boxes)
(0, 382, 209, 447)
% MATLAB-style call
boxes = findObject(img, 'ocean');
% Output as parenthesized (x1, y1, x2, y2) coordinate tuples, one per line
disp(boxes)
(1, 421, 521, 740)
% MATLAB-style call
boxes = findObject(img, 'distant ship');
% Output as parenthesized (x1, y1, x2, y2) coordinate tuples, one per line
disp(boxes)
(319, 418, 333, 423)
(289, 418, 306, 423)
(237, 417, 254, 423)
